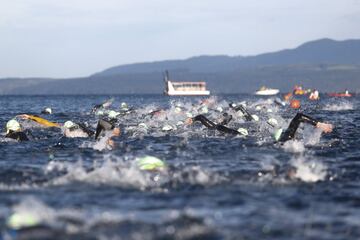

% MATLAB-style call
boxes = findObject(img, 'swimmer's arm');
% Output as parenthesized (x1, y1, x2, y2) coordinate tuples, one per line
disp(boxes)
(192, 115, 217, 129)
(17, 114, 60, 127)
(298, 113, 333, 133)
(316, 122, 333, 133)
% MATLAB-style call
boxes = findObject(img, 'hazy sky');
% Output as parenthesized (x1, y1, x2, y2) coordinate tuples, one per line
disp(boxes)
(0, 0, 359, 78)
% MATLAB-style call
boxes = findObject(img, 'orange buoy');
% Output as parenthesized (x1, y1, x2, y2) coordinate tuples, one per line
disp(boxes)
(290, 99, 301, 109)
(284, 92, 292, 101)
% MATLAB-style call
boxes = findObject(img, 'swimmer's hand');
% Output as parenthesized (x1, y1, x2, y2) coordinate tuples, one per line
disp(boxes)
(316, 122, 333, 133)
(184, 118, 193, 125)
(112, 127, 121, 137)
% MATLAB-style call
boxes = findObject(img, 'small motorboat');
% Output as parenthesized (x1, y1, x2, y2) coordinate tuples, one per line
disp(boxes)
(255, 86, 279, 96)
(328, 90, 352, 97)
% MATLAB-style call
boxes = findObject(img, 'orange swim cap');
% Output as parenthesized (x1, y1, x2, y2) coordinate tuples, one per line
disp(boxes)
(290, 99, 301, 109)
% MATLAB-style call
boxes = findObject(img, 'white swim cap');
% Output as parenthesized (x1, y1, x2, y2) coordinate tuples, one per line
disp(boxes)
(186, 112, 193, 118)
(162, 124, 173, 131)
(64, 121, 76, 129)
(252, 115, 259, 121)
(6, 119, 21, 133)
(267, 118, 278, 126)
(237, 128, 248, 136)
(200, 106, 208, 114)
(108, 110, 120, 119)
(44, 107, 52, 114)
(176, 121, 184, 126)
(120, 102, 128, 110)
(138, 123, 148, 129)
(175, 107, 182, 113)
(216, 107, 223, 112)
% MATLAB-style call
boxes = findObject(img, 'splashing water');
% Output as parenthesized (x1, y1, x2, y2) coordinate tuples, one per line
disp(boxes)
(323, 101, 354, 111)
(290, 156, 327, 182)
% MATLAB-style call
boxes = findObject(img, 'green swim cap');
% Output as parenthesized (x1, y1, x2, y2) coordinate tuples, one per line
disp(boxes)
(273, 128, 283, 141)
(7, 212, 40, 230)
(136, 156, 166, 171)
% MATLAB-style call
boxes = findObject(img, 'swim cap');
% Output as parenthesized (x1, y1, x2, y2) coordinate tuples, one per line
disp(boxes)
(44, 107, 52, 114)
(108, 110, 120, 119)
(95, 109, 105, 116)
(162, 124, 173, 131)
(138, 123, 148, 129)
(200, 106, 208, 114)
(175, 107, 182, 113)
(176, 121, 184, 126)
(7, 212, 40, 230)
(267, 109, 273, 113)
(186, 112, 193, 118)
(273, 128, 283, 141)
(120, 102, 129, 111)
(136, 156, 166, 171)
(237, 128, 248, 136)
(290, 99, 301, 109)
(255, 105, 262, 111)
(267, 118, 278, 126)
(252, 115, 259, 121)
(64, 121, 76, 129)
(6, 119, 21, 133)
(216, 107, 223, 112)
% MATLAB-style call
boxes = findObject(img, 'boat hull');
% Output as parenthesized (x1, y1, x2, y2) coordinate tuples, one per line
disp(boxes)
(165, 90, 210, 96)
(255, 89, 279, 96)
(328, 93, 352, 97)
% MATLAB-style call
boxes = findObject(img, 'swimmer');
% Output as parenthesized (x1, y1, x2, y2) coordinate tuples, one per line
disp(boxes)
(91, 98, 114, 114)
(94, 118, 121, 148)
(4, 119, 29, 141)
(229, 103, 254, 121)
(185, 114, 240, 135)
(63, 121, 94, 138)
(274, 113, 333, 142)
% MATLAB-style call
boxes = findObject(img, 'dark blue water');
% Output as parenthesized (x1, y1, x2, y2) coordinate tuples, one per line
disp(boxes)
(0, 94, 359, 240)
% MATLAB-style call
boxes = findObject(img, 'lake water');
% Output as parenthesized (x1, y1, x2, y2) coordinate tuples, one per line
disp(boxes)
(0, 94, 359, 240)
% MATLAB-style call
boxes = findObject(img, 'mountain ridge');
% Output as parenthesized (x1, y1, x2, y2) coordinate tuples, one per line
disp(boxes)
(1, 38, 360, 94)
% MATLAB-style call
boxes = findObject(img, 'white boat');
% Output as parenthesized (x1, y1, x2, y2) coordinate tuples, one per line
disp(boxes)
(164, 71, 210, 96)
(255, 86, 280, 96)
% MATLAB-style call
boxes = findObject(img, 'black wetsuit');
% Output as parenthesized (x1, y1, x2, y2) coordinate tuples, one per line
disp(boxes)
(192, 115, 239, 135)
(279, 113, 318, 142)
(5, 131, 29, 141)
(95, 119, 117, 140)
(77, 123, 95, 137)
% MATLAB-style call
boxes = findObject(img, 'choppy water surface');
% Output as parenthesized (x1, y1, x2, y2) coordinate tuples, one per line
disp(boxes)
(0, 94, 359, 240)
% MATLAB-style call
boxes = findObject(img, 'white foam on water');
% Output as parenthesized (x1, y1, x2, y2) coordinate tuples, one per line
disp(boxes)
(304, 127, 323, 146)
(282, 140, 305, 153)
(290, 156, 327, 182)
(323, 101, 353, 111)
(46, 157, 152, 190)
